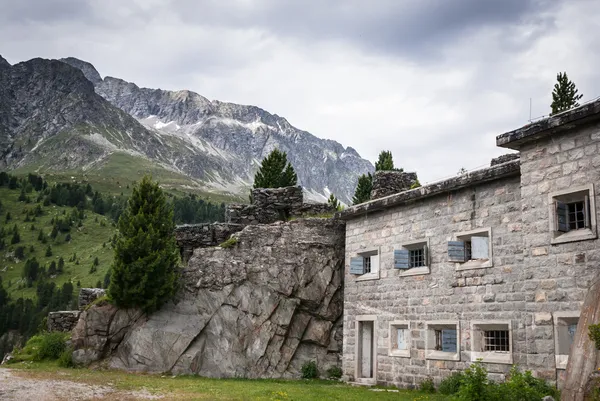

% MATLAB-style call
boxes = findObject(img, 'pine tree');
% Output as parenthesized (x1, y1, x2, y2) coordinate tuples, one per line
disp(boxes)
(375, 150, 396, 171)
(551, 72, 583, 115)
(328, 193, 342, 211)
(252, 149, 298, 189)
(108, 176, 179, 313)
(352, 173, 373, 205)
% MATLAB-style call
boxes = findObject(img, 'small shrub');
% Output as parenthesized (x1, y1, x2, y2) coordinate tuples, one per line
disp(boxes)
(456, 360, 489, 401)
(57, 347, 74, 368)
(589, 324, 600, 350)
(301, 360, 318, 379)
(37, 332, 69, 360)
(219, 236, 238, 249)
(419, 377, 436, 393)
(326, 366, 343, 380)
(439, 372, 465, 395)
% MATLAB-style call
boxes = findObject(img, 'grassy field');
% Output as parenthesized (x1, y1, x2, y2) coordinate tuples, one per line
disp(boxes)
(4, 361, 448, 401)
(0, 186, 115, 299)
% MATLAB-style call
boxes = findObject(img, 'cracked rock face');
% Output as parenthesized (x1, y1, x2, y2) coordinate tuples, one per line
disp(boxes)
(75, 219, 345, 378)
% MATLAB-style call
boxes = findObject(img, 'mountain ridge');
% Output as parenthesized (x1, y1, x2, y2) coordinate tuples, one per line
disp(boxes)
(1, 55, 374, 202)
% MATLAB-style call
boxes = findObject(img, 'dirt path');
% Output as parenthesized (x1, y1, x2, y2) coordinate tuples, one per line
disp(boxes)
(0, 369, 163, 400)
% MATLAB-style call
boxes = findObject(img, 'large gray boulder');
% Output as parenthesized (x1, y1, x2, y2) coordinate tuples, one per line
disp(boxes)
(74, 218, 345, 378)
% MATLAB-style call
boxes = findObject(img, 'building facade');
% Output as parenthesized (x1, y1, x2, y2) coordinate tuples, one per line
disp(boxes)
(338, 100, 600, 388)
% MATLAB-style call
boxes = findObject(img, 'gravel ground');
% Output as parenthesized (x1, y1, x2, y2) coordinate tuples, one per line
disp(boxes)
(0, 369, 163, 400)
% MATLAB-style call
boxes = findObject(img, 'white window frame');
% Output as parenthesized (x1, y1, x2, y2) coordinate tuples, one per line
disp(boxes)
(549, 184, 597, 245)
(452, 227, 493, 271)
(355, 247, 380, 281)
(389, 320, 410, 358)
(425, 320, 460, 361)
(470, 320, 513, 364)
(396, 238, 431, 277)
(553, 311, 580, 370)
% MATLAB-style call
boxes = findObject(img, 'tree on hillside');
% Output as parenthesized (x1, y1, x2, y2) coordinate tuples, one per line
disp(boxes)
(352, 173, 373, 205)
(108, 176, 179, 313)
(551, 72, 583, 115)
(253, 149, 298, 189)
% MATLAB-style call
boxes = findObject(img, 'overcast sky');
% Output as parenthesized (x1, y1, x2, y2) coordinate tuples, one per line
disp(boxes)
(1, 0, 599, 183)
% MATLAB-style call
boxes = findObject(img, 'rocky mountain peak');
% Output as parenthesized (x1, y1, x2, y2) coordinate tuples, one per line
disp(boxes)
(59, 57, 103, 85)
(0, 55, 10, 68)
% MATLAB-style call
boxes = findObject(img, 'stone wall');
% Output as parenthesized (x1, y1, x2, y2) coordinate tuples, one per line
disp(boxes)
(225, 186, 335, 225)
(341, 172, 524, 388)
(48, 311, 81, 332)
(73, 218, 346, 378)
(515, 120, 600, 386)
(78, 288, 106, 310)
(490, 153, 520, 166)
(371, 171, 419, 200)
(174, 223, 244, 262)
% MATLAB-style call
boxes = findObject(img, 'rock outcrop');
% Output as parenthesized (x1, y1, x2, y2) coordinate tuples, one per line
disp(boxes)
(74, 218, 345, 378)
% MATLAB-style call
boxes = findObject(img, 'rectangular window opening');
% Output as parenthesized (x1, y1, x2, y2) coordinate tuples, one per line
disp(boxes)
(483, 330, 510, 352)
(567, 201, 587, 230)
(363, 256, 371, 274)
(409, 248, 425, 268)
(434, 329, 457, 352)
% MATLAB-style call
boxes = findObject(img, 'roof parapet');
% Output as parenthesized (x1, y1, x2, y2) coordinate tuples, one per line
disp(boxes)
(496, 99, 600, 150)
(336, 159, 520, 220)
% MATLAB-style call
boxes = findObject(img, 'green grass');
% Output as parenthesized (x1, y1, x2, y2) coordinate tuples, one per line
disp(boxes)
(0, 187, 115, 299)
(4, 361, 449, 400)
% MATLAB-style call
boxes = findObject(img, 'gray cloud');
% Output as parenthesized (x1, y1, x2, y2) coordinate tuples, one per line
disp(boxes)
(0, 0, 598, 184)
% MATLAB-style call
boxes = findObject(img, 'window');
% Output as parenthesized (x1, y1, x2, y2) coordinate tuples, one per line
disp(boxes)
(549, 184, 597, 244)
(394, 239, 431, 277)
(389, 321, 410, 357)
(554, 312, 580, 369)
(448, 228, 492, 270)
(425, 321, 460, 361)
(349, 248, 380, 281)
(471, 321, 512, 364)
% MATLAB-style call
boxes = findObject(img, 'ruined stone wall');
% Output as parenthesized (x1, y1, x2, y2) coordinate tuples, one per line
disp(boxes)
(371, 171, 419, 200)
(74, 218, 346, 378)
(343, 173, 525, 387)
(174, 223, 244, 262)
(225, 186, 335, 225)
(48, 311, 81, 332)
(78, 288, 106, 311)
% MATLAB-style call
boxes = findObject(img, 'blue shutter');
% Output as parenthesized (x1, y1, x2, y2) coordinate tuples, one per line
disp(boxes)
(556, 201, 569, 232)
(394, 249, 410, 269)
(448, 241, 466, 262)
(441, 329, 457, 352)
(350, 256, 365, 274)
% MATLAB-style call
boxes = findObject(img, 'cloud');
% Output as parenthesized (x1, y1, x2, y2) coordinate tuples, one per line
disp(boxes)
(0, 0, 598, 184)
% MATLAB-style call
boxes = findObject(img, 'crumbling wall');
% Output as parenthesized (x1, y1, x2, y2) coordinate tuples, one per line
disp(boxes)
(78, 288, 106, 310)
(174, 223, 244, 262)
(47, 311, 81, 332)
(226, 186, 335, 225)
(371, 171, 419, 200)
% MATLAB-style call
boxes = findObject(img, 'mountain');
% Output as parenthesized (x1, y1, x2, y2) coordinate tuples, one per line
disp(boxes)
(0, 56, 373, 202)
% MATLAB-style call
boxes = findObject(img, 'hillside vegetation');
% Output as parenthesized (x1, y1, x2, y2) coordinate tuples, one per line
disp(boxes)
(0, 171, 226, 358)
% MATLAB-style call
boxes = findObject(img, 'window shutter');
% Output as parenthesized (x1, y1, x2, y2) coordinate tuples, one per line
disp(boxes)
(394, 249, 410, 269)
(350, 256, 365, 274)
(441, 329, 457, 352)
(471, 236, 489, 259)
(585, 195, 591, 228)
(448, 241, 466, 262)
(423, 244, 429, 266)
(556, 200, 569, 232)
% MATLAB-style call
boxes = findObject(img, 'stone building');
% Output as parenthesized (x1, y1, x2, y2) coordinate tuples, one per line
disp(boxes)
(337, 100, 600, 388)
